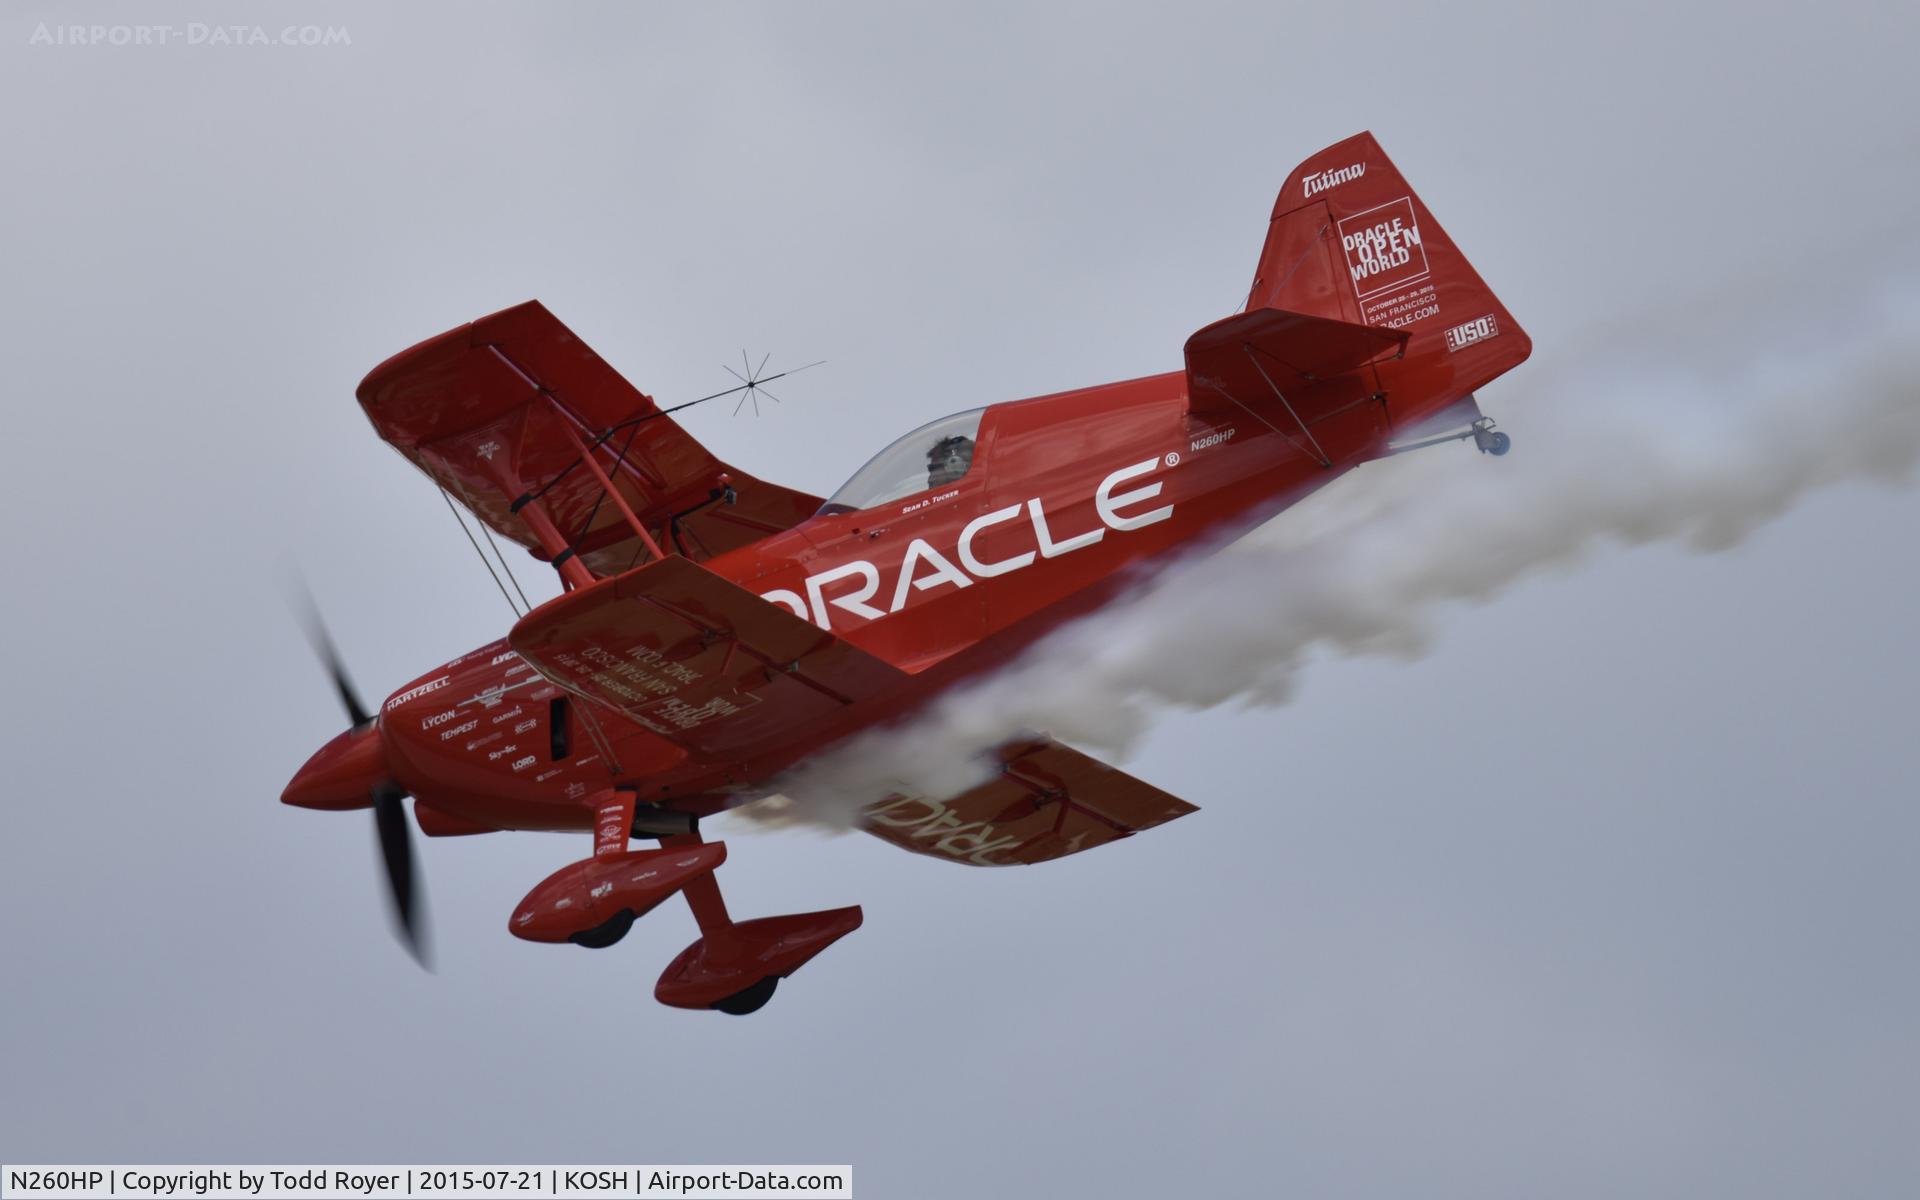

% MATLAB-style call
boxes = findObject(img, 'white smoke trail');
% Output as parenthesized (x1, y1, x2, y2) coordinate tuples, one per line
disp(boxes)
(740, 266, 1920, 830)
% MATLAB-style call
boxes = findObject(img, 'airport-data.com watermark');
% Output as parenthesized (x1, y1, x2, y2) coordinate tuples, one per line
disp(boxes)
(27, 22, 351, 48)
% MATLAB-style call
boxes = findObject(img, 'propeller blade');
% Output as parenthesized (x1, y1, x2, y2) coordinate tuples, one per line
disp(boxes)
(372, 785, 431, 968)
(323, 641, 374, 730)
(290, 585, 374, 729)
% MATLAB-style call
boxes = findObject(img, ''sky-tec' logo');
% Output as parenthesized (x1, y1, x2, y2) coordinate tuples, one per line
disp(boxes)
(764, 456, 1175, 631)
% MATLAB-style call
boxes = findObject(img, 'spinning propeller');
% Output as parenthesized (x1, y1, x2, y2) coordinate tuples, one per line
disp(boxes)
(290, 589, 431, 968)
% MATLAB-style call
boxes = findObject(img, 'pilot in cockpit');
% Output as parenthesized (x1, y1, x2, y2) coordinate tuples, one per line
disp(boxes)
(926, 434, 975, 489)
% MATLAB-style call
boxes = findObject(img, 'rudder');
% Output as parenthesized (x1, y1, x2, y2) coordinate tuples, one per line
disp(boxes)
(1244, 131, 1530, 430)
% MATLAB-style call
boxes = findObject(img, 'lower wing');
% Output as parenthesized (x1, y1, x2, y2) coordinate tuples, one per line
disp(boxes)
(864, 738, 1197, 866)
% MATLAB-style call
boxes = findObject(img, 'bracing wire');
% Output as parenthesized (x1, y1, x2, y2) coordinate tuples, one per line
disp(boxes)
(439, 487, 524, 617)
(511, 357, 823, 514)
(476, 518, 532, 612)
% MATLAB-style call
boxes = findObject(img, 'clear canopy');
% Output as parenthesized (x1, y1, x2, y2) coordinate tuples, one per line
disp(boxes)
(818, 409, 985, 515)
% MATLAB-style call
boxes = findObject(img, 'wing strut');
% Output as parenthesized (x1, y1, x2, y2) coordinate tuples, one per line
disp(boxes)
(551, 398, 668, 564)
(511, 492, 596, 590)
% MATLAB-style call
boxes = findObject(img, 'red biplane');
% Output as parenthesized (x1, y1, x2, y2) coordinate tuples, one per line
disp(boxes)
(286, 132, 1530, 1013)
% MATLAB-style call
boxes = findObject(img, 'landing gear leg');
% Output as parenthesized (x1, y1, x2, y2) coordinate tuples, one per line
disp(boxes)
(651, 832, 863, 1015)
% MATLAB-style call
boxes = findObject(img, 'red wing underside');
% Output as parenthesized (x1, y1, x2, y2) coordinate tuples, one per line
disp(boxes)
(863, 739, 1198, 866)
(357, 301, 821, 577)
(508, 555, 908, 759)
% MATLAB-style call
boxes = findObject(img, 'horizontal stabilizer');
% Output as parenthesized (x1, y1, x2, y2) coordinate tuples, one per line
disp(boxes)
(1187, 307, 1407, 395)
(1184, 308, 1408, 460)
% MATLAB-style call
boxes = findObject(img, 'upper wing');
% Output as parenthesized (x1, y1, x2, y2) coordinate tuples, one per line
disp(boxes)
(508, 554, 908, 759)
(863, 739, 1198, 866)
(357, 301, 821, 578)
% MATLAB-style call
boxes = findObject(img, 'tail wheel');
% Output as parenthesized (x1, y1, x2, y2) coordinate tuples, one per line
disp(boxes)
(712, 975, 779, 1015)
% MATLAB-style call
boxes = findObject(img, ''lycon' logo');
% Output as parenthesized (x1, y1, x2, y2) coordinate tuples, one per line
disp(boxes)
(1304, 161, 1365, 198)
(764, 457, 1175, 631)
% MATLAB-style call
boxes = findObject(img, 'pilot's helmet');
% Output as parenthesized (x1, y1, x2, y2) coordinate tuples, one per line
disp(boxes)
(927, 434, 974, 487)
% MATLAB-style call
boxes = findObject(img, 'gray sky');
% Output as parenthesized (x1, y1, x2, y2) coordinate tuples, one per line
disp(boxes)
(3, 3, 1917, 1197)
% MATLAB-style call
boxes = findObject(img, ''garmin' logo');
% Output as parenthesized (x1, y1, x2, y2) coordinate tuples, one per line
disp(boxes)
(1304, 162, 1365, 198)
